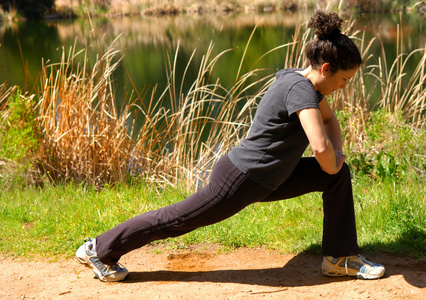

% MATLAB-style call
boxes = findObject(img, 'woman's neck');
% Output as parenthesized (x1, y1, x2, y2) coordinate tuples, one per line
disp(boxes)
(296, 66, 320, 91)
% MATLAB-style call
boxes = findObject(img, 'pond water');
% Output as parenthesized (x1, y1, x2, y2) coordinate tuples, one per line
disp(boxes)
(0, 10, 424, 107)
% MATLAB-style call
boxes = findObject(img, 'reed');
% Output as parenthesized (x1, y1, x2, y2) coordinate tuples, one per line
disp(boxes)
(54, 0, 422, 17)
(124, 23, 314, 188)
(29, 23, 308, 188)
(375, 28, 426, 127)
(35, 38, 135, 186)
(128, 39, 273, 188)
(3, 17, 424, 188)
(0, 83, 16, 112)
(329, 18, 425, 158)
(55, 0, 322, 16)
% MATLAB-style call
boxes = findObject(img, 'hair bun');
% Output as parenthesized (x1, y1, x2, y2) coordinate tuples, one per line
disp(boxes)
(308, 10, 343, 40)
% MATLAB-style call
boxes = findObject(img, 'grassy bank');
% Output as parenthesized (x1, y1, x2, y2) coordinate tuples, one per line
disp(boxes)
(0, 16, 425, 258)
(52, 0, 425, 17)
(2, 1, 424, 22)
(2, 17, 422, 189)
(0, 15, 424, 187)
(0, 174, 424, 259)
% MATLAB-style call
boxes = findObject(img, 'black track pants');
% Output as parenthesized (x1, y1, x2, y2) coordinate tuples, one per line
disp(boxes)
(96, 154, 359, 265)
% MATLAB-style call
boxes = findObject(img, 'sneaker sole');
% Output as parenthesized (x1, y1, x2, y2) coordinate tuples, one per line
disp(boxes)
(79, 257, 128, 282)
(78, 258, 114, 282)
(76, 241, 128, 282)
(322, 270, 347, 277)
(322, 269, 384, 280)
(356, 272, 384, 280)
(76, 249, 110, 282)
(76, 256, 88, 265)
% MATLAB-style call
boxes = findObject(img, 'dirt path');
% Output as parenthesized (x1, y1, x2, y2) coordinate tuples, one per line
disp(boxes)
(1, 245, 425, 299)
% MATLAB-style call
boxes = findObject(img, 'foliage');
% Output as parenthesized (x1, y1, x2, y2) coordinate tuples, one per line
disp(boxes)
(0, 12, 424, 259)
(337, 108, 426, 182)
(35, 41, 134, 186)
(0, 177, 423, 259)
(346, 0, 421, 13)
(363, 109, 424, 181)
(0, 17, 422, 189)
(0, 88, 38, 161)
(54, 0, 423, 17)
(0, 87, 40, 187)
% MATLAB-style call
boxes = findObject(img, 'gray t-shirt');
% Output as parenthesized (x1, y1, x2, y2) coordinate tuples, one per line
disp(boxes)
(228, 68, 324, 190)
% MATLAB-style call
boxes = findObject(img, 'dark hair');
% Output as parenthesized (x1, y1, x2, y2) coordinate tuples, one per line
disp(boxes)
(306, 11, 362, 73)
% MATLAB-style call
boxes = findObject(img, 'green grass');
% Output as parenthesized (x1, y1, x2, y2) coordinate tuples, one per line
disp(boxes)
(1, 175, 424, 260)
(0, 182, 185, 258)
(0, 12, 424, 260)
(353, 176, 425, 256)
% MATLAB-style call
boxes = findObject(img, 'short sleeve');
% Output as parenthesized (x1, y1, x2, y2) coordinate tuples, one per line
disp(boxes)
(286, 81, 320, 118)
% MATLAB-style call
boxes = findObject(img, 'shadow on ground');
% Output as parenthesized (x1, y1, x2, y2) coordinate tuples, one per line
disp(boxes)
(125, 251, 425, 289)
(124, 228, 426, 288)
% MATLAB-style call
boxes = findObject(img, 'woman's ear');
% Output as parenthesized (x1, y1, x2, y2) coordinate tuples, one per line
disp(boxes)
(320, 63, 331, 76)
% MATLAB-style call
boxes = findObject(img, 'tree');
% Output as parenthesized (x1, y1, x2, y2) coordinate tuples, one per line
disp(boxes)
(0, 0, 55, 19)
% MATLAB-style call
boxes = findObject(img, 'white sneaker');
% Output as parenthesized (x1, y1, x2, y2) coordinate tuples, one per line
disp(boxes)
(76, 237, 129, 282)
(322, 254, 385, 279)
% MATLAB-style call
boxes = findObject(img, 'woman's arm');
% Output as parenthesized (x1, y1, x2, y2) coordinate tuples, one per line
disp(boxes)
(297, 102, 345, 174)
(319, 99, 343, 152)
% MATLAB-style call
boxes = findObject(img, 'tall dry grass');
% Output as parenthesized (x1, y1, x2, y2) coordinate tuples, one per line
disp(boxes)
(4, 17, 424, 188)
(35, 38, 135, 185)
(126, 23, 313, 188)
(330, 20, 425, 156)
(30, 24, 306, 188)
(55, 0, 323, 16)
(54, 0, 422, 16)
(111, 34, 297, 187)
(375, 27, 426, 126)
(0, 84, 16, 111)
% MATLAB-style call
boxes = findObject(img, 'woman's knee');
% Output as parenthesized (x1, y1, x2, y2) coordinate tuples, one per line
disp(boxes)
(340, 162, 351, 175)
(331, 162, 352, 185)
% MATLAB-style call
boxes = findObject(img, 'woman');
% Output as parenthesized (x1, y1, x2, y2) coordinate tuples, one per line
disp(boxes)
(76, 11, 385, 282)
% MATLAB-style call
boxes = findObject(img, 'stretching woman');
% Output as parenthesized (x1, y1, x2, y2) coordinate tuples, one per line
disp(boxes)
(76, 10, 385, 282)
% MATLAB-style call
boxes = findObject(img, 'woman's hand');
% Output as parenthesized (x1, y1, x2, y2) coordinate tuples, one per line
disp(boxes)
(298, 107, 341, 174)
(334, 149, 346, 171)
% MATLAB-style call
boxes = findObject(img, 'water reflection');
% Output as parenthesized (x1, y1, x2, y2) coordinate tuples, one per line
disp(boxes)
(53, 11, 312, 48)
(0, 10, 424, 104)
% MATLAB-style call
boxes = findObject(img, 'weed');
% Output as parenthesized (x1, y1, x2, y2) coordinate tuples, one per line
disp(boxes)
(0, 87, 41, 187)
(0, 88, 38, 161)
(0, 13, 424, 259)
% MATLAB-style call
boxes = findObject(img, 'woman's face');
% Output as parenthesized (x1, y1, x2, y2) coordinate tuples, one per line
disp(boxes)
(317, 64, 359, 95)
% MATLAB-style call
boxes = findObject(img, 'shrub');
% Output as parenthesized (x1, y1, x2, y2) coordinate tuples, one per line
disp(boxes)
(340, 108, 426, 181)
(0, 87, 40, 187)
(0, 88, 38, 162)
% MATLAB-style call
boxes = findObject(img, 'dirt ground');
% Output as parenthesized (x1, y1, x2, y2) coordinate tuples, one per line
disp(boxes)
(1, 244, 425, 300)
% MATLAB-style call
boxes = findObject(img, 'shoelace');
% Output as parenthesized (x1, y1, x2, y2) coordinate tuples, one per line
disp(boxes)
(343, 255, 364, 274)
(344, 257, 349, 275)
(91, 257, 109, 274)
